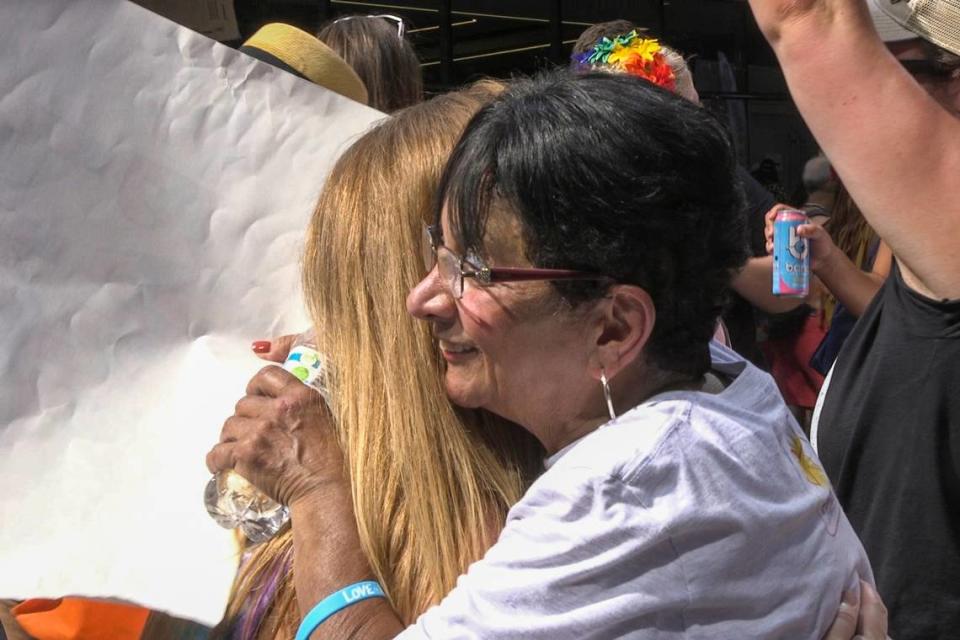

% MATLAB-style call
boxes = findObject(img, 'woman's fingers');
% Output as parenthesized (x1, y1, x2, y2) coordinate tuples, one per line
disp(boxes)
(763, 203, 790, 254)
(857, 581, 888, 639)
(208, 413, 295, 499)
(234, 394, 273, 418)
(208, 365, 339, 505)
(798, 223, 825, 253)
(822, 588, 860, 640)
(820, 582, 889, 640)
(797, 223, 825, 238)
(251, 333, 298, 363)
(206, 440, 238, 475)
(210, 415, 264, 474)
(796, 223, 837, 273)
(245, 364, 302, 398)
(219, 414, 257, 443)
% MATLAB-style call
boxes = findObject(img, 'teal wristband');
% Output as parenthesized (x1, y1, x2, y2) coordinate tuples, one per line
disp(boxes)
(295, 581, 386, 640)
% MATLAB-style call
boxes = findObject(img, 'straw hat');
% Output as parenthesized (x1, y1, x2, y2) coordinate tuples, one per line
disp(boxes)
(867, 0, 960, 56)
(240, 23, 369, 104)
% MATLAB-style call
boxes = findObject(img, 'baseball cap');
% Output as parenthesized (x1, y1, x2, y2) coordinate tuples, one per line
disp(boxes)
(867, 0, 960, 56)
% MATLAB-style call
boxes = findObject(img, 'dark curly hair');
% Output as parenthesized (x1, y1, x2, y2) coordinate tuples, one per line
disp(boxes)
(437, 71, 748, 378)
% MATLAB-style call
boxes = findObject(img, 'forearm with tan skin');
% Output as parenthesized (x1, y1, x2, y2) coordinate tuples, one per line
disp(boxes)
(811, 234, 892, 316)
(747, 0, 960, 299)
(246, 337, 404, 637)
(206, 364, 405, 640)
(755, 208, 891, 317)
(289, 488, 405, 639)
(732, 256, 805, 314)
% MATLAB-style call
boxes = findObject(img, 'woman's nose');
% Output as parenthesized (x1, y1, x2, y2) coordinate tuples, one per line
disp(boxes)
(407, 266, 457, 323)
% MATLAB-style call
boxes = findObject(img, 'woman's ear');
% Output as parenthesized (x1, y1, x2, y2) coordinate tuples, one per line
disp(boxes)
(588, 284, 656, 379)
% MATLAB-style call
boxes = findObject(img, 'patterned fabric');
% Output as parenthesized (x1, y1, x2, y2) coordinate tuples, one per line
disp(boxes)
(0, 598, 210, 640)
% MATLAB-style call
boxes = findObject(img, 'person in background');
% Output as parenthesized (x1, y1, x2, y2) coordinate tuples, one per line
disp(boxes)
(749, 157, 837, 416)
(774, 184, 893, 376)
(751, 157, 790, 204)
(570, 20, 640, 64)
(318, 14, 422, 113)
(736, 174, 893, 419)
(735, 157, 893, 373)
(211, 82, 543, 640)
(730, 162, 823, 430)
(209, 70, 880, 639)
(573, 23, 827, 431)
(571, 20, 779, 366)
(789, 155, 892, 326)
(800, 154, 839, 218)
(571, 21, 699, 103)
(239, 23, 369, 106)
(746, 0, 960, 636)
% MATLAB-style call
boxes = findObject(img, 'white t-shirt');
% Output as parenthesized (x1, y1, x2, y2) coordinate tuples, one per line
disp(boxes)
(397, 342, 872, 639)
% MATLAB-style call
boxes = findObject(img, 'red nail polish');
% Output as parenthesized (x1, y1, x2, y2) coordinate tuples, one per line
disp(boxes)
(252, 340, 271, 354)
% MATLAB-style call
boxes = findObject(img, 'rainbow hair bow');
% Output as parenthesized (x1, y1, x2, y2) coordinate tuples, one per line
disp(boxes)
(573, 31, 677, 92)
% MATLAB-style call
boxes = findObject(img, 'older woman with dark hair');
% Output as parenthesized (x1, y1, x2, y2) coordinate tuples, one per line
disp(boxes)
(207, 71, 880, 639)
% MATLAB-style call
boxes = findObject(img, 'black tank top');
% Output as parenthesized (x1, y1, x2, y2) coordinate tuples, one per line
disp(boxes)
(815, 263, 960, 640)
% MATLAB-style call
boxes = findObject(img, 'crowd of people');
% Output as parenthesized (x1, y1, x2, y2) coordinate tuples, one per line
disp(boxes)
(203, 0, 960, 638)
(3, 0, 956, 638)
(207, 1, 957, 638)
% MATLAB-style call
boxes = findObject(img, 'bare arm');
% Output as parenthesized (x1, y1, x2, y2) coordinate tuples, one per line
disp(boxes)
(732, 210, 829, 314)
(207, 366, 405, 640)
(731, 256, 807, 314)
(808, 229, 892, 316)
(290, 490, 406, 639)
(747, 0, 960, 298)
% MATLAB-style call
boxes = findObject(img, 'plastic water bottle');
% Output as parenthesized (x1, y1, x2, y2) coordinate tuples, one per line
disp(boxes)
(204, 331, 329, 543)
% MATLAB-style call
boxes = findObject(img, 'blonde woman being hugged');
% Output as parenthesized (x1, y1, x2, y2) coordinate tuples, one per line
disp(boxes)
(210, 82, 543, 640)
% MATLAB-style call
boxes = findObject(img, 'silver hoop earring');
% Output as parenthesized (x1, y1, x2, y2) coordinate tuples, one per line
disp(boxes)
(600, 369, 617, 421)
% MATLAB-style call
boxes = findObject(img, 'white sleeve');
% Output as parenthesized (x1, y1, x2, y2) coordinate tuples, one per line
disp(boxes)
(394, 464, 689, 640)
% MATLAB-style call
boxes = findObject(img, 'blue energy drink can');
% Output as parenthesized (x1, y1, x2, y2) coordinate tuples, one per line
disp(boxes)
(772, 208, 810, 297)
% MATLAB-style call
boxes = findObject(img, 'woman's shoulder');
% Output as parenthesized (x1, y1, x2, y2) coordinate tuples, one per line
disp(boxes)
(546, 381, 817, 512)
(522, 341, 817, 520)
(544, 399, 688, 485)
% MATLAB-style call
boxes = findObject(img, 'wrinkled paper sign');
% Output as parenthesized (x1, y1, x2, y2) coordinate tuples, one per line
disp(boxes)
(0, 0, 384, 624)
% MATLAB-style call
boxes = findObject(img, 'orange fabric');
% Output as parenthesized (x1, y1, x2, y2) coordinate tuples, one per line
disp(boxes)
(12, 597, 149, 640)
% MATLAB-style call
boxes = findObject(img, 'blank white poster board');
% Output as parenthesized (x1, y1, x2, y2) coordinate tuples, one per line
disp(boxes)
(0, 0, 384, 624)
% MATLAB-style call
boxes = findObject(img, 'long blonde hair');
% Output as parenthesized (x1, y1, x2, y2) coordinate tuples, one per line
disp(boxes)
(215, 82, 543, 639)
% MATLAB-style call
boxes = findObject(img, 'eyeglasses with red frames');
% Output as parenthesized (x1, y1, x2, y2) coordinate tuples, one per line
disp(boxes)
(421, 224, 610, 299)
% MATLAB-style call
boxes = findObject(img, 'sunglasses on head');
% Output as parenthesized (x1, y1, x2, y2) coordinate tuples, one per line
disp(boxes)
(332, 14, 405, 39)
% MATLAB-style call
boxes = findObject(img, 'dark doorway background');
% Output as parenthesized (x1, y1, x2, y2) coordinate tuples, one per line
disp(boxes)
(230, 1, 821, 199)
